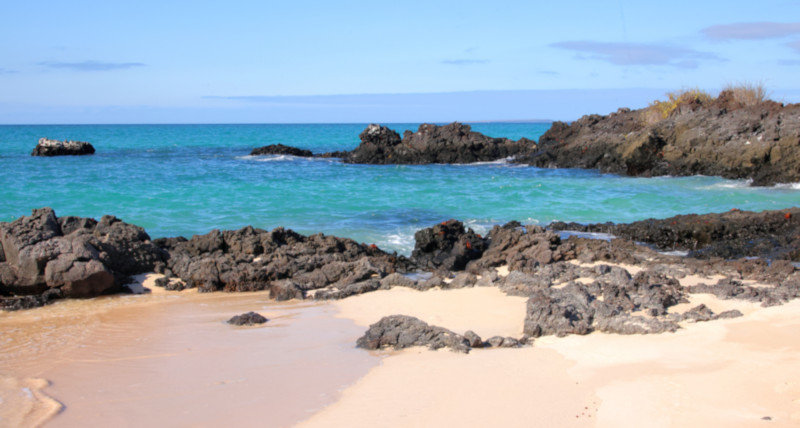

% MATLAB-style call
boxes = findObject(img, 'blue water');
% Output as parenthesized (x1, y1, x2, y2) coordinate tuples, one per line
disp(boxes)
(2, 123, 799, 255)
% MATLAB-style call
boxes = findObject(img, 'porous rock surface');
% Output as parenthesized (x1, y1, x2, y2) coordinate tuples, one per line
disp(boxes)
(327, 122, 536, 164)
(550, 207, 800, 261)
(521, 93, 800, 186)
(356, 315, 472, 353)
(3, 208, 799, 348)
(153, 226, 409, 298)
(0, 208, 164, 309)
(31, 138, 95, 156)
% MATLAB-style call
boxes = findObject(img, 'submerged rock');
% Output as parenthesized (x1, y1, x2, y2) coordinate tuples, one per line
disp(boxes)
(31, 138, 95, 156)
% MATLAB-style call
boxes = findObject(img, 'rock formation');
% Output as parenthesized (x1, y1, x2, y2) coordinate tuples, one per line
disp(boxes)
(550, 207, 800, 261)
(227, 311, 269, 326)
(3, 208, 798, 345)
(323, 122, 535, 164)
(356, 315, 472, 353)
(250, 144, 313, 157)
(0, 208, 164, 309)
(521, 92, 800, 186)
(153, 226, 408, 298)
(31, 138, 96, 156)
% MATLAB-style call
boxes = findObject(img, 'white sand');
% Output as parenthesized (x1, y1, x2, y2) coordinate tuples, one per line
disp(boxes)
(302, 278, 800, 427)
(332, 286, 527, 338)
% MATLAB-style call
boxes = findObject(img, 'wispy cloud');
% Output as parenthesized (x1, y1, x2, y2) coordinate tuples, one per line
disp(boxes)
(702, 22, 800, 40)
(779, 59, 800, 66)
(788, 40, 800, 53)
(38, 60, 145, 71)
(441, 59, 489, 66)
(0, 67, 16, 74)
(551, 41, 720, 68)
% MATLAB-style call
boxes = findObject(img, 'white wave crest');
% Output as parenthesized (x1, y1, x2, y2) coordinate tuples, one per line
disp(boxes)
(773, 182, 800, 190)
(699, 178, 753, 190)
(236, 154, 333, 163)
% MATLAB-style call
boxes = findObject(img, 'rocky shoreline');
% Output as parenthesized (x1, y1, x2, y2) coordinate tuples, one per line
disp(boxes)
(520, 90, 800, 186)
(2, 207, 798, 350)
(246, 92, 799, 187)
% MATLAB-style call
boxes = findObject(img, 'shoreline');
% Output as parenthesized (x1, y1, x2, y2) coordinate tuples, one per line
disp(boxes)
(0, 276, 378, 427)
(299, 267, 800, 427)
(2, 266, 800, 426)
(2, 204, 800, 426)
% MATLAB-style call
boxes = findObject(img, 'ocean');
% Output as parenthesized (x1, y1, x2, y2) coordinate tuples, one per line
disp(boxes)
(2, 122, 799, 255)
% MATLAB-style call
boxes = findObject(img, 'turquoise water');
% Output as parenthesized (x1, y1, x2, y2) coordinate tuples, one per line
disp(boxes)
(2, 123, 799, 255)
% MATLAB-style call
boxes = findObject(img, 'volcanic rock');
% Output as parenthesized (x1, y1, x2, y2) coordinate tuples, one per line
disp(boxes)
(0, 208, 165, 305)
(550, 207, 800, 261)
(156, 225, 404, 296)
(410, 219, 486, 271)
(522, 94, 800, 186)
(31, 138, 95, 156)
(356, 315, 471, 353)
(332, 122, 535, 164)
(250, 144, 313, 157)
(227, 311, 269, 326)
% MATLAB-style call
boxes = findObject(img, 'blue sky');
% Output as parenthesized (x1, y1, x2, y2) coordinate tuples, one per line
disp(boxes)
(1, 0, 799, 124)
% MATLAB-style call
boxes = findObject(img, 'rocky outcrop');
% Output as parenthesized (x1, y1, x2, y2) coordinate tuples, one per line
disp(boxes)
(356, 315, 472, 352)
(410, 220, 486, 272)
(522, 94, 800, 186)
(250, 144, 312, 157)
(154, 226, 407, 297)
(4, 207, 799, 348)
(550, 207, 800, 261)
(0, 208, 164, 309)
(31, 138, 95, 156)
(520, 268, 685, 337)
(227, 311, 269, 325)
(328, 123, 535, 164)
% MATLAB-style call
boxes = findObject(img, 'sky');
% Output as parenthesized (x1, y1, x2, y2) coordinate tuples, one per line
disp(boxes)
(1, 0, 799, 124)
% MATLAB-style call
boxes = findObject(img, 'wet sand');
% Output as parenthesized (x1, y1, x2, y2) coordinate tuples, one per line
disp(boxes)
(3, 270, 800, 427)
(0, 276, 377, 427)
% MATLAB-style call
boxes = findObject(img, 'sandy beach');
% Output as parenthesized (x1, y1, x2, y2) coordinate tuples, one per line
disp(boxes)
(300, 269, 800, 428)
(0, 275, 378, 427)
(2, 269, 799, 427)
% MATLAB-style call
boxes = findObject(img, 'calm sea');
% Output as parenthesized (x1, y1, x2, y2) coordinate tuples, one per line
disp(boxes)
(2, 123, 799, 254)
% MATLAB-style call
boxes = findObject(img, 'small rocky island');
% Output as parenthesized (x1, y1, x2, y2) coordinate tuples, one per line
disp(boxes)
(329, 122, 536, 164)
(250, 144, 312, 157)
(31, 138, 96, 156)
(254, 122, 537, 164)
